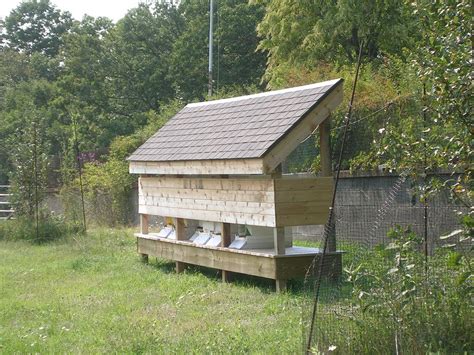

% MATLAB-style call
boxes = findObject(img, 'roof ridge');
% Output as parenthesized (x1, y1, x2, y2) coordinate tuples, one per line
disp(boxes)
(186, 78, 342, 108)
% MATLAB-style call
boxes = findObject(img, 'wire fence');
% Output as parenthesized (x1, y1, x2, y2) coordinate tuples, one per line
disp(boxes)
(281, 106, 472, 353)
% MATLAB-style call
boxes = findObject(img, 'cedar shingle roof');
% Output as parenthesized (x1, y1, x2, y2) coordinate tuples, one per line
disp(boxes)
(128, 79, 342, 162)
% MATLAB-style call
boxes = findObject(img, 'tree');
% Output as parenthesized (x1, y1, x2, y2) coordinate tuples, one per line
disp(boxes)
(8, 111, 49, 218)
(1, 0, 73, 57)
(107, 2, 184, 113)
(170, 0, 266, 101)
(358, 1, 472, 182)
(255, 0, 418, 83)
(413, 0, 472, 186)
(55, 15, 116, 150)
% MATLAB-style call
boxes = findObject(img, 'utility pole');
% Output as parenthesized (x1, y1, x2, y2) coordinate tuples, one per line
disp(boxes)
(208, 0, 214, 97)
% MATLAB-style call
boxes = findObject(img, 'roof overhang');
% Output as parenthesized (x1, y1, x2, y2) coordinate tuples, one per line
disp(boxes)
(129, 80, 343, 176)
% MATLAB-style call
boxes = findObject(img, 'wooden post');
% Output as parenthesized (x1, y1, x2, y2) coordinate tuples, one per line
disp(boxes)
(276, 279, 287, 293)
(319, 117, 332, 177)
(175, 217, 186, 273)
(140, 214, 149, 235)
(319, 117, 336, 252)
(274, 226, 286, 292)
(271, 163, 282, 178)
(221, 222, 232, 282)
(274, 227, 285, 255)
(139, 214, 149, 263)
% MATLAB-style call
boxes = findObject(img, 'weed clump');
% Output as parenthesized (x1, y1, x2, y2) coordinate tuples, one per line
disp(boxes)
(0, 215, 81, 244)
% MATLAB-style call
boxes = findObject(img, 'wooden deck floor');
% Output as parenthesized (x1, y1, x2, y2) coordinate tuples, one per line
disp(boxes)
(136, 234, 342, 281)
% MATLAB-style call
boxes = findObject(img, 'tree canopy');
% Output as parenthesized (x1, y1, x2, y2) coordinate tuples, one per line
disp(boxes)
(1, 0, 73, 57)
(0, 0, 471, 196)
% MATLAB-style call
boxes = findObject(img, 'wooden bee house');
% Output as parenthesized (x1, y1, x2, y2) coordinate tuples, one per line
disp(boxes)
(128, 79, 344, 292)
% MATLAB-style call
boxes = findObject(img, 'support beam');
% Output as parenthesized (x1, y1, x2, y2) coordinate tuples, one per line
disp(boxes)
(140, 253, 148, 264)
(274, 227, 286, 289)
(275, 279, 287, 293)
(175, 217, 186, 273)
(139, 208, 149, 263)
(319, 117, 332, 177)
(140, 214, 149, 235)
(271, 164, 282, 178)
(274, 227, 285, 255)
(319, 117, 336, 252)
(221, 222, 232, 282)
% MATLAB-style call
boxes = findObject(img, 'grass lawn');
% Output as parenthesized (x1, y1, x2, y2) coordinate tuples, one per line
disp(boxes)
(0, 228, 305, 353)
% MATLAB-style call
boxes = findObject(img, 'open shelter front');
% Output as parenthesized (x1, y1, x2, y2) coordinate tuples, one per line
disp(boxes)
(128, 79, 344, 292)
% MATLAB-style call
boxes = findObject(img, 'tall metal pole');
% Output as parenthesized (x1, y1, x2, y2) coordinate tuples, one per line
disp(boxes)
(208, 0, 214, 97)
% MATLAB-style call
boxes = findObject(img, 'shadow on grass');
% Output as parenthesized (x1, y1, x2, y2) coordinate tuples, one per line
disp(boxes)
(139, 255, 352, 297)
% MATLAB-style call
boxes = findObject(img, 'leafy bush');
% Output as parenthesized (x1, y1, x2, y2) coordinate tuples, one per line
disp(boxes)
(8, 113, 50, 218)
(60, 102, 182, 227)
(0, 214, 79, 244)
(341, 226, 473, 353)
(81, 159, 135, 226)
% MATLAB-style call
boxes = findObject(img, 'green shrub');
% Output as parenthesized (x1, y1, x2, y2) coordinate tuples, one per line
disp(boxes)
(63, 102, 182, 227)
(339, 226, 473, 353)
(0, 214, 79, 244)
(81, 159, 135, 226)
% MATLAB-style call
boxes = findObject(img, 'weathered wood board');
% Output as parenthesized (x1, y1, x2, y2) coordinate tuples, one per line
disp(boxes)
(138, 176, 333, 227)
(130, 159, 265, 175)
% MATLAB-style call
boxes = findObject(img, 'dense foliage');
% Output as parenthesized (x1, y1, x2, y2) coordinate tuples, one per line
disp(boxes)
(0, 0, 266, 185)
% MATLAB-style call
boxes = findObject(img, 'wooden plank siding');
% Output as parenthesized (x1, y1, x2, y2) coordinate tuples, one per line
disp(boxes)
(139, 176, 277, 227)
(138, 176, 333, 227)
(274, 177, 332, 226)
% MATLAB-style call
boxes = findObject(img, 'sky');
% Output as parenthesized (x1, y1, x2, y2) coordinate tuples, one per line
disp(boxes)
(0, 0, 148, 22)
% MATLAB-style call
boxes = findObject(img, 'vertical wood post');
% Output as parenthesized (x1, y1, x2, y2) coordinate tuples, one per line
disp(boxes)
(140, 214, 149, 235)
(221, 222, 232, 282)
(319, 117, 332, 176)
(175, 217, 186, 273)
(274, 227, 285, 255)
(275, 225, 287, 292)
(276, 279, 287, 293)
(139, 214, 149, 262)
(319, 117, 336, 252)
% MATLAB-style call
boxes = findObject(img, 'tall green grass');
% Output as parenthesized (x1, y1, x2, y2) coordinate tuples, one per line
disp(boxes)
(0, 216, 81, 244)
(0, 228, 303, 353)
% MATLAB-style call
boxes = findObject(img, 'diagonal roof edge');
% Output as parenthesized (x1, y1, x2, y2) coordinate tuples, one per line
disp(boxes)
(187, 78, 341, 108)
(259, 78, 343, 159)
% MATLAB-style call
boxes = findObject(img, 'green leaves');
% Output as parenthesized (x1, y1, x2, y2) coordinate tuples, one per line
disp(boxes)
(257, 0, 419, 83)
(8, 112, 50, 218)
(1, 0, 73, 57)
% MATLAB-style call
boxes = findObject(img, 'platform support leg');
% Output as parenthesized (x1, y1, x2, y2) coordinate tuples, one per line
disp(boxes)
(175, 217, 186, 273)
(276, 279, 287, 293)
(176, 262, 186, 273)
(139, 214, 149, 263)
(221, 222, 232, 282)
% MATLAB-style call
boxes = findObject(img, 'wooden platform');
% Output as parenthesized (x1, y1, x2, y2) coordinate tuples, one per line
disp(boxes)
(136, 234, 342, 284)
